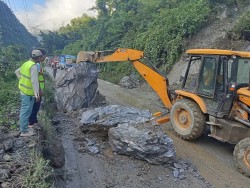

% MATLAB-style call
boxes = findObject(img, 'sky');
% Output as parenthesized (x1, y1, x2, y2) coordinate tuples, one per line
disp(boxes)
(4, 0, 97, 34)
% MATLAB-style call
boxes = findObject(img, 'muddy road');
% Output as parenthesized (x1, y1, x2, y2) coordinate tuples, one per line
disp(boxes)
(97, 80, 250, 188)
(98, 80, 250, 188)
(47, 68, 250, 188)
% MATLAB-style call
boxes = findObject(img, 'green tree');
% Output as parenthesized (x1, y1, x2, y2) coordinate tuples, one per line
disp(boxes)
(39, 31, 67, 54)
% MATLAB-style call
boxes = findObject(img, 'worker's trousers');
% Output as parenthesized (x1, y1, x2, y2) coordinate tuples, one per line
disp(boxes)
(29, 97, 42, 125)
(20, 94, 35, 133)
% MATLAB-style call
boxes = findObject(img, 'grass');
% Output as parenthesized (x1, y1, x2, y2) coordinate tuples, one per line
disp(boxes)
(18, 151, 54, 188)
(0, 68, 57, 187)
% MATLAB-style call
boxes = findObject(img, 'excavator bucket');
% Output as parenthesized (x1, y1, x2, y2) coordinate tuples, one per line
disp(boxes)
(76, 51, 95, 63)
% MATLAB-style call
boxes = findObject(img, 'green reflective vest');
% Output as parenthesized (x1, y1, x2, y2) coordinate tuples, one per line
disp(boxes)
(38, 65, 45, 90)
(19, 60, 36, 96)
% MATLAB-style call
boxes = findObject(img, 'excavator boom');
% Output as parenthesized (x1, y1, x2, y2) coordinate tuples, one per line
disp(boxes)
(77, 48, 172, 123)
(93, 48, 144, 62)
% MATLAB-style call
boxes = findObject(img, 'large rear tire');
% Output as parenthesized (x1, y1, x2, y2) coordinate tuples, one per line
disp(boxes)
(233, 137, 250, 177)
(170, 98, 206, 140)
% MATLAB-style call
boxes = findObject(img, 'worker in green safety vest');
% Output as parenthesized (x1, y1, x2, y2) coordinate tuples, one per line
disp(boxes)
(28, 48, 46, 130)
(15, 49, 44, 137)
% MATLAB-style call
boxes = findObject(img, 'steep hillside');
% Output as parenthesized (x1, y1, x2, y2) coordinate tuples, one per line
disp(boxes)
(0, 1, 39, 50)
(168, 5, 250, 85)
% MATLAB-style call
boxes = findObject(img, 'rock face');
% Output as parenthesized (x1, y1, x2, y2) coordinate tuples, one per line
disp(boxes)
(55, 63, 105, 112)
(108, 122, 175, 164)
(80, 105, 151, 131)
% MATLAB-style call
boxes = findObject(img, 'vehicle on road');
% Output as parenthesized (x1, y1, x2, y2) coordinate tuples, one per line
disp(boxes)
(77, 48, 250, 177)
(58, 54, 76, 70)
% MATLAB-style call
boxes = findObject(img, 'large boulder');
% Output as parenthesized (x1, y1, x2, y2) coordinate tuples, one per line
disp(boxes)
(80, 105, 151, 132)
(109, 122, 175, 164)
(79, 104, 175, 164)
(55, 63, 105, 112)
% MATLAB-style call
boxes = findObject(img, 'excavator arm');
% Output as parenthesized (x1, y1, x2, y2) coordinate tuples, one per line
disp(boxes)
(77, 48, 172, 123)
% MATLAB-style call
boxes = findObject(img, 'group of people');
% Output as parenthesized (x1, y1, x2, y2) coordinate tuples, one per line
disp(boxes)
(15, 49, 46, 137)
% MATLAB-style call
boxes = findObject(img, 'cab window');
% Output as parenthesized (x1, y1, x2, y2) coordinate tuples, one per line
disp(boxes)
(197, 57, 217, 97)
(228, 57, 250, 84)
(183, 56, 201, 91)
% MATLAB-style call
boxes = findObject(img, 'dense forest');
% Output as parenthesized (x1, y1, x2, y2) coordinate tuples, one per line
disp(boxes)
(38, 0, 250, 82)
(0, 0, 250, 82)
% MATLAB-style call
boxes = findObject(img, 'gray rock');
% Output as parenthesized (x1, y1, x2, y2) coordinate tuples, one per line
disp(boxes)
(119, 73, 140, 89)
(55, 63, 105, 112)
(173, 169, 180, 178)
(87, 145, 99, 154)
(1, 182, 12, 188)
(12, 138, 26, 152)
(108, 122, 175, 164)
(80, 105, 151, 131)
(0, 168, 10, 181)
(0, 149, 4, 155)
(3, 154, 11, 162)
(3, 139, 13, 151)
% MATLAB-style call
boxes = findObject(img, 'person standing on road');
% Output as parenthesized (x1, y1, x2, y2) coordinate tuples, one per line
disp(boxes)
(52, 56, 58, 79)
(28, 48, 46, 129)
(15, 50, 43, 137)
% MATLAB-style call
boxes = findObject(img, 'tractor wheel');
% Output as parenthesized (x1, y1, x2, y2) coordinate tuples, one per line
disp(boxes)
(233, 137, 250, 177)
(170, 98, 206, 140)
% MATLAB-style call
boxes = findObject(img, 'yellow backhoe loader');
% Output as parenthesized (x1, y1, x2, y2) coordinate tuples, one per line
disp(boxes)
(77, 48, 250, 177)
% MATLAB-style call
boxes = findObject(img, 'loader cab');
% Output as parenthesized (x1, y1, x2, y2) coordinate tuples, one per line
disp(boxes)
(182, 49, 250, 118)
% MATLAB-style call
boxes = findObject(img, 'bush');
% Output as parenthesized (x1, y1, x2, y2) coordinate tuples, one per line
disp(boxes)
(19, 151, 53, 188)
(232, 11, 250, 40)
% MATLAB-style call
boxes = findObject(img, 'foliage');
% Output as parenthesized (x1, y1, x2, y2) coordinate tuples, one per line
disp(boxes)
(0, 45, 24, 126)
(0, 45, 25, 75)
(40, 31, 67, 55)
(99, 62, 133, 83)
(42, 73, 56, 118)
(232, 10, 250, 39)
(39, 0, 250, 82)
(19, 151, 53, 188)
(133, 0, 211, 72)
(0, 72, 19, 126)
